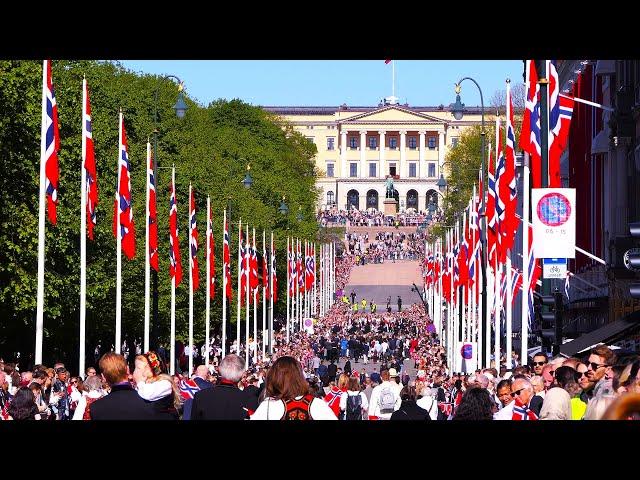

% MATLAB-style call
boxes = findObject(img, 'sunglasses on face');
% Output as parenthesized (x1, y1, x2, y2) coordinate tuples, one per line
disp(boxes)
(576, 371, 588, 378)
(510, 388, 525, 397)
(533, 362, 546, 366)
(588, 362, 608, 370)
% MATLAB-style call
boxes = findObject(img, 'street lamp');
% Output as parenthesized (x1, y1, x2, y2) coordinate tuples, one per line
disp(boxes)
(437, 173, 447, 193)
(242, 163, 253, 189)
(296, 206, 304, 222)
(451, 76, 487, 367)
(278, 196, 289, 215)
(152, 75, 187, 350)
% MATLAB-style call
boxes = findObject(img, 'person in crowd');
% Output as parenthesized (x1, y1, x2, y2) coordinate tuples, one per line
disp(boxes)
(586, 345, 617, 400)
(494, 377, 537, 420)
(6, 388, 40, 420)
(452, 387, 494, 421)
(339, 376, 368, 420)
(251, 356, 337, 420)
(528, 376, 544, 415)
(90, 352, 156, 420)
(133, 351, 181, 420)
(496, 379, 513, 410)
(390, 385, 430, 420)
(190, 354, 251, 420)
(368, 369, 401, 420)
(72, 375, 104, 420)
(531, 353, 548, 377)
(416, 382, 438, 420)
(28, 383, 50, 419)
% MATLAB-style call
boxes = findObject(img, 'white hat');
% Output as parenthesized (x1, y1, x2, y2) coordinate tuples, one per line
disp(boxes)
(388, 368, 399, 377)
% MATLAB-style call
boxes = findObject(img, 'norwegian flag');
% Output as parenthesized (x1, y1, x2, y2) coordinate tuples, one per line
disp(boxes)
(147, 146, 158, 271)
(305, 243, 315, 291)
(208, 201, 215, 299)
(189, 186, 199, 292)
(297, 241, 305, 293)
(549, 86, 575, 187)
(42, 60, 60, 225)
(239, 227, 247, 306)
(179, 378, 201, 400)
(288, 241, 295, 297)
(512, 397, 538, 420)
(262, 234, 269, 299)
(511, 268, 522, 306)
(520, 60, 542, 187)
(0, 403, 10, 421)
(250, 233, 259, 293)
(500, 82, 520, 257)
(223, 211, 232, 301)
(113, 113, 136, 260)
(83, 78, 98, 240)
(487, 143, 498, 269)
(169, 170, 182, 286)
(271, 244, 278, 303)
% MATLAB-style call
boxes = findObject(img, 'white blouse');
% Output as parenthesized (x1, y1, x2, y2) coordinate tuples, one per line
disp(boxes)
(250, 396, 338, 420)
(136, 379, 173, 402)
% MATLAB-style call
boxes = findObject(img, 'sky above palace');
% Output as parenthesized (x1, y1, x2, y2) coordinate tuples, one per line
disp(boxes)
(119, 60, 524, 109)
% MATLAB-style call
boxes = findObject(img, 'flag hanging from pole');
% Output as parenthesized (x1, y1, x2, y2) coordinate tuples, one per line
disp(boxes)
(208, 200, 215, 298)
(147, 149, 158, 271)
(189, 186, 200, 291)
(223, 211, 232, 301)
(288, 241, 295, 297)
(113, 113, 136, 259)
(262, 234, 269, 299)
(43, 60, 60, 225)
(250, 233, 259, 293)
(520, 60, 542, 187)
(240, 228, 247, 306)
(500, 81, 520, 257)
(271, 241, 278, 303)
(83, 79, 98, 239)
(169, 172, 182, 286)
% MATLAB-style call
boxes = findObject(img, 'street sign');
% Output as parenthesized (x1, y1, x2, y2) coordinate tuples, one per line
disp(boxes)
(543, 257, 567, 279)
(532, 188, 576, 258)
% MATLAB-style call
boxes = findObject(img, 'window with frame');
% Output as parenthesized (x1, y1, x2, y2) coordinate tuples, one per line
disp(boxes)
(409, 163, 417, 177)
(408, 136, 417, 149)
(451, 137, 459, 147)
(327, 137, 335, 150)
(349, 137, 358, 149)
(327, 191, 334, 205)
(350, 163, 358, 177)
(305, 136, 315, 144)
(369, 137, 377, 149)
(327, 163, 334, 177)
(389, 137, 398, 149)
(369, 163, 376, 177)
(428, 163, 436, 178)
(428, 137, 436, 149)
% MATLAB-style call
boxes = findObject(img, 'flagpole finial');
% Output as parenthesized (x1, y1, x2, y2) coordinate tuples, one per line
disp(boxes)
(506, 78, 511, 84)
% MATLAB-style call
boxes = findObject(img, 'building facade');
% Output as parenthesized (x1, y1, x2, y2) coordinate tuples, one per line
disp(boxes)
(263, 101, 485, 212)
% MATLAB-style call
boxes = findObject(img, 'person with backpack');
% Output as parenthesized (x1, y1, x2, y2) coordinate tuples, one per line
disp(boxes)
(367, 369, 401, 420)
(339, 377, 368, 420)
(250, 356, 337, 420)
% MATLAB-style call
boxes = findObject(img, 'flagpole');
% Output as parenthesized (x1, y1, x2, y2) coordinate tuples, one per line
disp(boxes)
(252, 228, 258, 362)
(506, 253, 513, 369)
(188, 184, 194, 376)
(485, 142, 493, 370)
(236, 218, 242, 357)
(262, 229, 266, 360)
(143, 141, 151, 354)
(222, 208, 227, 360)
(521, 153, 530, 366)
(80, 77, 88, 377)
(170, 165, 176, 375)
(206, 196, 211, 366)
(115, 110, 123, 355)
(286, 236, 290, 344)
(494, 253, 501, 371)
(270, 231, 274, 355)
(245, 224, 250, 367)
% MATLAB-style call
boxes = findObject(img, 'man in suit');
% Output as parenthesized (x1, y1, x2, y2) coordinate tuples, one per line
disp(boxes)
(327, 359, 338, 384)
(90, 352, 155, 420)
(190, 354, 251, 420)
(182, 365, 214, 420)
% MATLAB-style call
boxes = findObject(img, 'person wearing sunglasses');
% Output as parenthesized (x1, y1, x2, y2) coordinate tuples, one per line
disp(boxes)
(494, 376, 537, 420)
(585, 345, 617, 401)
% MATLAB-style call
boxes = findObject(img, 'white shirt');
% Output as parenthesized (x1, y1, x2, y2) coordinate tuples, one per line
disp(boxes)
(493, 400, 515, 420)
(250, 396, 338, 420)
(368, 381, 401, 420)
(416, 395, 438, 421)
(72, 390, 104, 420)
(136, 379, 173, 402)
(339, 390, 369, 416)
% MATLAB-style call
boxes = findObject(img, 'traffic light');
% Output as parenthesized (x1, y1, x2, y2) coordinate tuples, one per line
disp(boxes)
(626, 222, 640, 299)
(538, 288, 564, 355)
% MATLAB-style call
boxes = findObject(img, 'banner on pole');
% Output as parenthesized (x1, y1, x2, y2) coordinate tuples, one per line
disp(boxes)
(532, 188, 575, 258)
(542, 257, 567, 279)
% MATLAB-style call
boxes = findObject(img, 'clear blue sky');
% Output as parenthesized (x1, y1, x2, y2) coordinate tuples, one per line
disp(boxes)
(120, 60, 524, 108)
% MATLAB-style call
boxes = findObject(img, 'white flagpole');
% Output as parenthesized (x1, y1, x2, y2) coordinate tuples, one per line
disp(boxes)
(35, 60, 48, 365)
(262, 229, 266, 360)
(314, 243, 317, 317)
(448, 229, 453, 370)
(506, 253, 513, 369)
(236, 218, 242, 356)
(494, 253, 501, 371)
(206, 196, 212, 365)
(188, 184, 194, 377)
(319, 244, 323, 317)
(170, 166, 176, 375)
(486, 247, 494, 369)
(222, 208, 227, 360)
(144, 141, 151, 354)
(521, 153, 530, 366)
(80, 77, 88, 377)
(116, 110, 123, 355)
(286, 236, 290, 344)
(462, 209, 467, 347)
(245, 224, 250, 367)
(253, 228, 258, 362)
(270, 231, 274, 355)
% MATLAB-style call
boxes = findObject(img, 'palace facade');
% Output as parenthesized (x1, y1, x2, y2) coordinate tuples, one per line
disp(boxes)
(264, 100, 486, 212)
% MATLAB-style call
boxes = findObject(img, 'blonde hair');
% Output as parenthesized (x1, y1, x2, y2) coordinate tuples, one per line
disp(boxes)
(337, 373, 350, 390)
(584, 395, 616, 420)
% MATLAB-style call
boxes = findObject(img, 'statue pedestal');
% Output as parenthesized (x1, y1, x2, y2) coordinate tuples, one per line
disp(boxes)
(383, 198, 398, 216)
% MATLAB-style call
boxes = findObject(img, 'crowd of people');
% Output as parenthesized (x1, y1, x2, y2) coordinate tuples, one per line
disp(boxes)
(318, 207, 432, 228)
(345, 231, 427, 264)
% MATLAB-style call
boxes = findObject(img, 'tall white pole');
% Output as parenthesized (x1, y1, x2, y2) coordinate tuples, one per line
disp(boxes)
(80, 78, 88, 377)
(188, 184, 194, 377)
(485, 250, 493, 369)
(236, 218, 242, 357)
(521, 153, 530, 366)
(253, 228, 258, 362)
(144, 142, 151, 354)
(506, 255, 513, 370)
(170, 166, 176, 375)
(115, 111, 123, 355)
(35, 60, 48, 365)
(245, 224, 250, 367)
(286, 236, 290, 344)
(262, 229, 266, 360)
(206, 196, 212, 365)
(270, 231, 274, 354)
(221, 208, 227, 360)
(494, 255, 501, 371)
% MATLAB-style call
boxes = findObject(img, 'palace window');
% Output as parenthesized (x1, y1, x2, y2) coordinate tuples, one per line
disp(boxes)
(408, 136, 417, 149)
(327, 163, 334, 177)
(428, 137, 436, 149)
(327, 137, 335, 150)
(451, 137, 459, 147)
(349, 137, 358, 149)
(369, 137, 377, 149)
(409, 163, 417, 177)
(369, 163, 377, 177)
(389, 137, 398, 149)
(428, 162, 436, 178)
